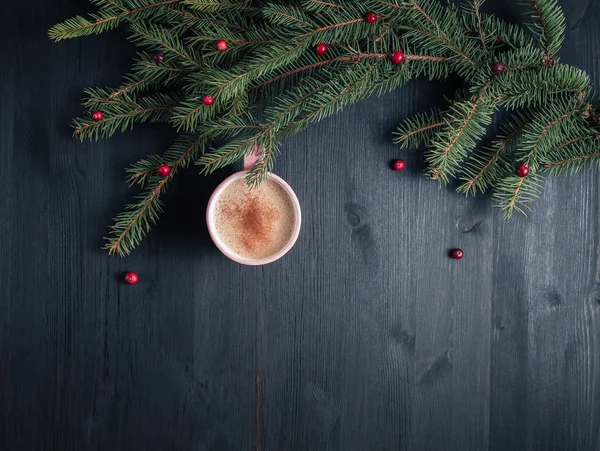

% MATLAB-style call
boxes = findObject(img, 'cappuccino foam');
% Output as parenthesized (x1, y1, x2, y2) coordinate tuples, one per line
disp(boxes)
(213, 178, 296, 260)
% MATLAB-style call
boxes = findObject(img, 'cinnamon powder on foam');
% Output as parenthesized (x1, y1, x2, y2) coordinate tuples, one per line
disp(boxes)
(220, 194, 280, 255)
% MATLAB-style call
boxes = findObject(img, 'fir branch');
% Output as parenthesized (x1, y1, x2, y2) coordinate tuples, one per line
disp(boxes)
(251, 56, 352, 90)
(105, 134, 206, 255)
(406, 0, 439, 30)
(183, 0, 251, 12)
(129, 22, 203, 69)
(305, 0, 345, 10)
(428, 88, 494, 182)
(527, 0, 566, 64)
(263, 4, 313, 29)
(458, 125, 520, 195)
(544, 151, 600, 171)
(493, 102, 583, 216)
(402, 25, 477, 66)
(50, 0, 600, 253)
(472, 0, 486, 49)
(541, 134, 600, 174)
(165, 6, 248, 30)
(493, 173, 544, 218)
(524, 111, 573, 162)
(74, 91, 181, 140)
(394, 109, 445, 148)
(49, 0, 184, 40)
(490, 64, 590, 109)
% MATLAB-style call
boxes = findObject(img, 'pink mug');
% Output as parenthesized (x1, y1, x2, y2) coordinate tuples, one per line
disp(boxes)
(206, 148, 302, 265)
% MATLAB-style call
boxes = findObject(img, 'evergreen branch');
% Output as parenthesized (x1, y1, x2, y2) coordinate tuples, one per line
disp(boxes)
(74, 106, 173, 140)
(183, 0, 251, 12)
(541, 134, 600, 174)
(428, 87, 494, 182)
(524, 111, 573, 162)
(49, 0, 183, 40)
(394, 108, 444, 148)
(473, 0, 486, 49)
(107, 77, 148, 100)
(458, 125, 520, 195)
(305, 0, 345, 9)
(465, 14, 535, 50)
(129, 23, 203, 69)
(49, 11, 121, 40)
(51, 0, 600, 253)
(490, 64, 590, 109)
(263, 4, 313, 28)
(292, 61, 380, 124)
(544, 151, 600, 170)
(493, 102, 582, 216)
(551, 135, 585, 152)
(493, 173, 544, 218)
(251, 56, 351, 89)
(431, 104, 481, 180)
(405, 54, 453, 62)
(402, 25, 476, 66)
(461, 139, 510, 192)
(74, 91, 181, 140)
(200, 134, 263, 173)
(532, 0, 551, 58)
(401, 122, 445, 140)
(165, 7, 248, 30)
(407, 0, 439, 31)
(527, 0, 566, 64)
(246, 61, 382, 182)
(105, 134, 206, 255)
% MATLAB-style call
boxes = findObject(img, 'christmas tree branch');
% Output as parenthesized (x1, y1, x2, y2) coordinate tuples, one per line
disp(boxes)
(49, 0, 184, 40)
(75, 91, 181, 140)
(394, 109, 445, 148)
(493, 103, 582, 216)
(183, 0, 251, 13)
(251, 57, 350, 90)
(308, 0, 345, 9)
(458, 126, 520, 195)
(165, 6, 248, 30)
(403, 25, 477, 66)
(544, 151, 600, 170)
(50, 0, 600, 253)
(528, 0, 565, 65)
(106, 133, 206, 255)
(472, 0, 487, 49)
(129, 23, 203, 69)
(428, 86, 494, 182)
(493, 173, 544, 218)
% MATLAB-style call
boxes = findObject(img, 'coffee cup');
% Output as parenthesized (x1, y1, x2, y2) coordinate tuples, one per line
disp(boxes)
(206, 147, 302, 265)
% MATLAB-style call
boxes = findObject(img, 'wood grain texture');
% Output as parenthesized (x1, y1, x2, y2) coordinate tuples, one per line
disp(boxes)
(1, 1, 600, 450)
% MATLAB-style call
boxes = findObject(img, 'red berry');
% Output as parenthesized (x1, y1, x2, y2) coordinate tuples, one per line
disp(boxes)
(392, 159, 406, 171)
(492, 61, 507, 74)
(315, 43, 327, 55)
(364, 11, 378, 23)
(216, 39, 228, 52)
(451, 249, 464, 260)
(124, 272, 139, 285)
(516, 163, 530, 177)
(203, 95, 214, 106)
(391, 51, 405, 65)
(158, 164, 171, 177)
(152, 51, 165, 64)
(92, 111, 103, 121)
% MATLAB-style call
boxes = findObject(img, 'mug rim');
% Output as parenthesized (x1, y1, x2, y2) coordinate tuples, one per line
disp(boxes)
(206, 171, 302, 266)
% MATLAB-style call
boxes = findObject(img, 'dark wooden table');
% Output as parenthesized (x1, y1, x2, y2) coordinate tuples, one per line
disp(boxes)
(2, 1, 600, 450)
